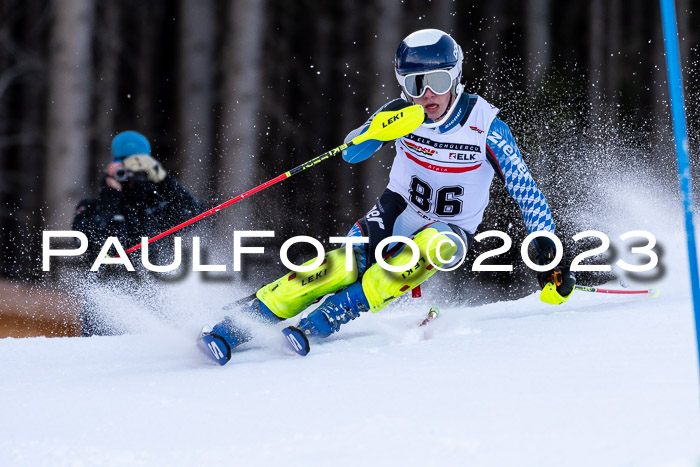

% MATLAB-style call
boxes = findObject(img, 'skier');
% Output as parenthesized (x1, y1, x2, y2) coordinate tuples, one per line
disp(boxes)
(200, 29, 575, 364)
(73, 130, 203, 334)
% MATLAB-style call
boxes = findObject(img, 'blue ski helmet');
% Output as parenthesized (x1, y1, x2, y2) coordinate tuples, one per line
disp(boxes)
(395, 29, 462, 76)
(111, 131, 151, 161)
(395, 29, 464, 127)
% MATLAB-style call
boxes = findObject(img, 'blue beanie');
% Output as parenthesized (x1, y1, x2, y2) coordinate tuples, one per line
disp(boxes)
(111, 131, 151, 161)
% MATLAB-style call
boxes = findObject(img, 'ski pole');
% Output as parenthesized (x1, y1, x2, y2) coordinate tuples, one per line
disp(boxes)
(122, 104, 425, 256)
(574, 285, 657, 295)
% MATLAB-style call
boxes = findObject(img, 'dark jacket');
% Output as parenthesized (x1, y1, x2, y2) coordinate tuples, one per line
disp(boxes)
(72, 174, 203, 261)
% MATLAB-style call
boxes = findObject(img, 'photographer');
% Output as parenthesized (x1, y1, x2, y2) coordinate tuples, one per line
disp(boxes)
(72, 130, 203, 335)
(73, 131, 203, 261)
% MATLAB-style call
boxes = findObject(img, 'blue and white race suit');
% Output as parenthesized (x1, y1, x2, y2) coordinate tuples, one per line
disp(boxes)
(342, 94, 555, 274)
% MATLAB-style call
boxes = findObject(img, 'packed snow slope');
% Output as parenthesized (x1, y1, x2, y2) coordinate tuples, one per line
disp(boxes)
(1, 174, 700, 467)
(1, 250, 699, 466)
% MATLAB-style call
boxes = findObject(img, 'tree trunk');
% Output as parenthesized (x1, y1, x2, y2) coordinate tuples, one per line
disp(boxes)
(651, 2, 669, 147)
(525, 0, 551, 92)
(136, 2, 165, 133)
(605, 0, 621, 113)
(44, 0, 94, 229)
(0, 0, 13, 275)
(483, 0, 505, 83)
(432, 0, 457, 34)
(337, 0, 363, 224)
(178, 0, 215, 201)
(217, 0, 265, 246)
(587, 0, 604, 127)
(94, 0, 120, 171)
(676, 0, 691, 66)
(364, 0, 402, 203)
(369, 0, 402, 110)
(17, 0, 49, 277)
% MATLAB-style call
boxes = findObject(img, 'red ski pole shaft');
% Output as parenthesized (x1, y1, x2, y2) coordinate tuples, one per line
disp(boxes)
(124, 172, 291, 255)
(123, 145, 346, 256)
(122, 104, 425, 256)
(574, 285, 653, 295)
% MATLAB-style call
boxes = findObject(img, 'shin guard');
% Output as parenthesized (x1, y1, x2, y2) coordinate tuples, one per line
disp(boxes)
(361, 226, 459, 312)
(256, 248, 358, 319)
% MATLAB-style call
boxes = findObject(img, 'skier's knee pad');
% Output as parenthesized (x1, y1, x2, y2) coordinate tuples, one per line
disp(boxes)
(361, 224, 462, 312)
(256, 248, 358, 319)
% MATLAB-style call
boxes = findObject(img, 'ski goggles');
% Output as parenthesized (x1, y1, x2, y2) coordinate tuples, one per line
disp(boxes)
(397, 70, 454, 99)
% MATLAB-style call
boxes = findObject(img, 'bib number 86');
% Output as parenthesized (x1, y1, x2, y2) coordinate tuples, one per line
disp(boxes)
(409, 176, 464, 216)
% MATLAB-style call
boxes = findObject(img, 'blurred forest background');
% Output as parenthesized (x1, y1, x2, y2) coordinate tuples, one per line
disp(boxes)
(1, 0, 699, 303)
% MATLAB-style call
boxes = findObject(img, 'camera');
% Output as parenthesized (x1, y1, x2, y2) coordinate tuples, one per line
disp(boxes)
(114, 168, 148, 183)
